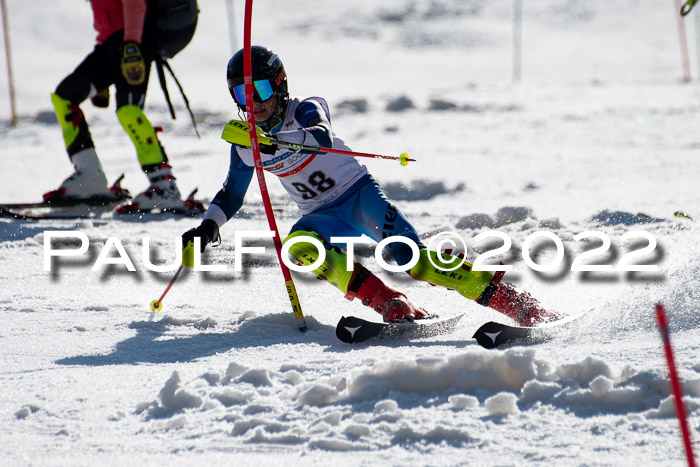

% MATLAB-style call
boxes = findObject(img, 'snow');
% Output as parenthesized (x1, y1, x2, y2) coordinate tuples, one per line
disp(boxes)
(1, 0, 700, 465)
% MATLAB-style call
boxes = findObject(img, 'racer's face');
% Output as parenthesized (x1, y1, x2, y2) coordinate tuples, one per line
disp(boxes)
(253, 98, 276, 122)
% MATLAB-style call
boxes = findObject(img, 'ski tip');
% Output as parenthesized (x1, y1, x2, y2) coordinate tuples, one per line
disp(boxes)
(336, 316, 381, 344)
(472, 321, 513, 349)
(473, 313, 582, 349)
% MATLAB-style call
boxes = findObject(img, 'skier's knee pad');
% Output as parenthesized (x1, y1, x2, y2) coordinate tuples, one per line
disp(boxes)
(409, 249, 493, 300)
(284, 230, 355, 294)
(116, 105, 165, 166)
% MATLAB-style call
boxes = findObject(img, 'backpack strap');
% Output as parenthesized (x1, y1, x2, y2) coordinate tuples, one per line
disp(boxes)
(155, 56, 200, 138)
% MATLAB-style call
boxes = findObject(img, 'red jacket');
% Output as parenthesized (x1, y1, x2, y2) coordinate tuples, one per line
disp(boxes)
(90, 0, 147, 44)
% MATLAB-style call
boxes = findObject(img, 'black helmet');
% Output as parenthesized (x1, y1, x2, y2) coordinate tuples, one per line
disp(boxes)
(226, 46, 288, 131)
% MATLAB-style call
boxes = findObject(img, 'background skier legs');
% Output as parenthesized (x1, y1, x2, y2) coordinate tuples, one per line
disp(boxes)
(45, 27, 183, 212)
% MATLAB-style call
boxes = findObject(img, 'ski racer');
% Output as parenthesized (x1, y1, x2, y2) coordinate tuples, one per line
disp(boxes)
(44, 0, 185, 213)
(181, 45, 561, 324)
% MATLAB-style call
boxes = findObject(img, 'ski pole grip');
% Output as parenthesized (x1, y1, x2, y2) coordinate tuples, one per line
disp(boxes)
(182, 241, 195, 268)
(222, 120, 251, 146)
(222, 120, 271, 146)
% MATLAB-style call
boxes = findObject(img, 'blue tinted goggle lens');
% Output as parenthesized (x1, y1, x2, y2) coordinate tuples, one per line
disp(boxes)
(232, 79, 274, 106)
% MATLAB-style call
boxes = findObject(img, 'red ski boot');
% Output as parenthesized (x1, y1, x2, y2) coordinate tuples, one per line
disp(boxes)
(476, 281, 561, 326)
(346, 267, 430, 322)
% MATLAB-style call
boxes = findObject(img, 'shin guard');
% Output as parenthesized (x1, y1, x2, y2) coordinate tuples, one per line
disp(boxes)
(284, 230, 355, 293)
(116, 105, 166, 166)
(411, 249, 559, 325)
(51, 93, 94, 156)
(284, 231, 428, 321)
(409, 249, 493, 299)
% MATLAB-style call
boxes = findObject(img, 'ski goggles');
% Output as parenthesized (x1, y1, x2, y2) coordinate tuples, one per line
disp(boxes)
(231, 79, 275, 106)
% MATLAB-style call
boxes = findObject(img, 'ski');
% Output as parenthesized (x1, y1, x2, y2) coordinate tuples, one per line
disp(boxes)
(0, 195, 129, 210)
(0, 202, 205, 220)
(336, 312, 465, 343)
(0, 174, 131, 211)
(473, 313, 582, 349)
(1, 188, 205, 220)
(0, 206, 109, 220)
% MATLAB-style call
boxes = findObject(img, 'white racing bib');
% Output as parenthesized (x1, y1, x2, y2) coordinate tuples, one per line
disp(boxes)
(235, 97, 368, 214)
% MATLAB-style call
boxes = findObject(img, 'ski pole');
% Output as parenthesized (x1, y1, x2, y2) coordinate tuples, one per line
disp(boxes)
(273, 139, 413, 166)
(655, 304, 696, 467)
(149, 241, 195, 312)
(222, 120, 415, 166)
(150, 264, 184, 312)
(242, 0, 307, 332)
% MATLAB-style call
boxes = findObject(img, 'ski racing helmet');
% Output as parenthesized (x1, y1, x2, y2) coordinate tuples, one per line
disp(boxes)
(227, 46, 288, 131)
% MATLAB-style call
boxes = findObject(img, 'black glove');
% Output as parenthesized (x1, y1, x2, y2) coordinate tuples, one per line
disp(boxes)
(90, 88, 110, 108)
(182, 219, 220, 253)
(121, 41, 145, 86)
(259, 141, 278, 155)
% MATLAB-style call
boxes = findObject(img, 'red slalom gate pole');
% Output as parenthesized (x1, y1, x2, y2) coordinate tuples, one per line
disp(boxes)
(655, 303, 696, 467)
(242, 0, 307, 332)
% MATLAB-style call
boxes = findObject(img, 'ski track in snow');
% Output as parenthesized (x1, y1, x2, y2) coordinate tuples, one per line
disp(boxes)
(2, 0, 700, 465)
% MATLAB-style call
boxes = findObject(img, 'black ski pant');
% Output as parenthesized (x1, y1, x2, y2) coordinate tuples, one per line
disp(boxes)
(54, 31, 155, 156)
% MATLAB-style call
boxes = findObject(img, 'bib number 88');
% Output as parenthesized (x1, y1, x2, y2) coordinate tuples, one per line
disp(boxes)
(292, 171, 336, 199)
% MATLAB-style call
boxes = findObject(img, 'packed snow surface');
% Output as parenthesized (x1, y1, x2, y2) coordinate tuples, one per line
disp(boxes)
(1, 0, 699, 465)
